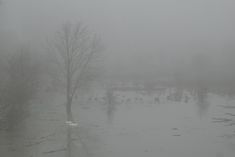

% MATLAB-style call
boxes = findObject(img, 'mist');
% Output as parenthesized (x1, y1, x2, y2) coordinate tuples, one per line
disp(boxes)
(2, 0, 235, 76)
(1, 0, 235, 157)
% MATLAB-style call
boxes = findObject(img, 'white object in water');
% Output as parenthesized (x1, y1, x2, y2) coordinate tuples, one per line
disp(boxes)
(65, 121, 78, 127)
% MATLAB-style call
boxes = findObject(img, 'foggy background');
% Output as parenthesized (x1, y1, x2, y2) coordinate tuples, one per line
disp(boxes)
(1, 0, 235, 81)
(1, 0, 235, 157)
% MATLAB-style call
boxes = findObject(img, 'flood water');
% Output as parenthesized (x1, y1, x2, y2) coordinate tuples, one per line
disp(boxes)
(1, 87, 235, 157)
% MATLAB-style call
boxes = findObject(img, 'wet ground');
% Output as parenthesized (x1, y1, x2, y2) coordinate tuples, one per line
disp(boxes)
(1, 88, 235, 157)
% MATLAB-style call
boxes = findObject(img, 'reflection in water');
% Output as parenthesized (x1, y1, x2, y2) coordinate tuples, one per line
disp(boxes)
(2, 87, 231, 157)
(105, 86, 211, 120)
(67, 126, 72, 157)
(195, 87, 209, 117)
(0, 126, 28, 157)
(166, 87, 184, 102)
(99, 87, 234, 157)
(106, 89, 116, 123)
(66, 125, 91, 157)
(172, 88, 184, 102)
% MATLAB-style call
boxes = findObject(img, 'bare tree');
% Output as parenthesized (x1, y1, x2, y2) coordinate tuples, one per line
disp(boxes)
(49, 22, 102, 122)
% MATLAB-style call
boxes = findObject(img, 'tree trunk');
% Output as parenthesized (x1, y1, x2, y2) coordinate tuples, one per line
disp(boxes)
(66, 98, 74, 122)
(66, 59, 74, 122)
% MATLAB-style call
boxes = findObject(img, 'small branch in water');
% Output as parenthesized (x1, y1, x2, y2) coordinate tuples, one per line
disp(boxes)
(43, 148, 67, 154)
(38, 132, 56, 140)
(24, 139, 46, 147)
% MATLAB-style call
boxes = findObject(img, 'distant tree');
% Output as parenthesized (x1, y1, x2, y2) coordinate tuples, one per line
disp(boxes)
(1, 47, 41, 130)
(49, 22, 102, 122)
(191, 53, 210, 117)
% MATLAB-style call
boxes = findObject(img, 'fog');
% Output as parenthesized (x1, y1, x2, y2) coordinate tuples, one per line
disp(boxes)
(2, 0, 235, 75)
(1, 0, 235, 157)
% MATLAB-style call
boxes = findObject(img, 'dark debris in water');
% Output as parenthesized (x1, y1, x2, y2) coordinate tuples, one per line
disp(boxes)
(212, 117, 232, 123)
(43, 147, 66, 154)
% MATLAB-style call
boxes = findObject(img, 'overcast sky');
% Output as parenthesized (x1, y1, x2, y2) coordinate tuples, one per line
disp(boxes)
(1, 0, 235, 76)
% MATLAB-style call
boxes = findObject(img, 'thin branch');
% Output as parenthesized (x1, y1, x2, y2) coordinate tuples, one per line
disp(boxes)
(43, 148, 67, 154)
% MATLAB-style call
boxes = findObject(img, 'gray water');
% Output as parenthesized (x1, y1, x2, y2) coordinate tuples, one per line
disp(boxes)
(1, 88, 235, 157)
